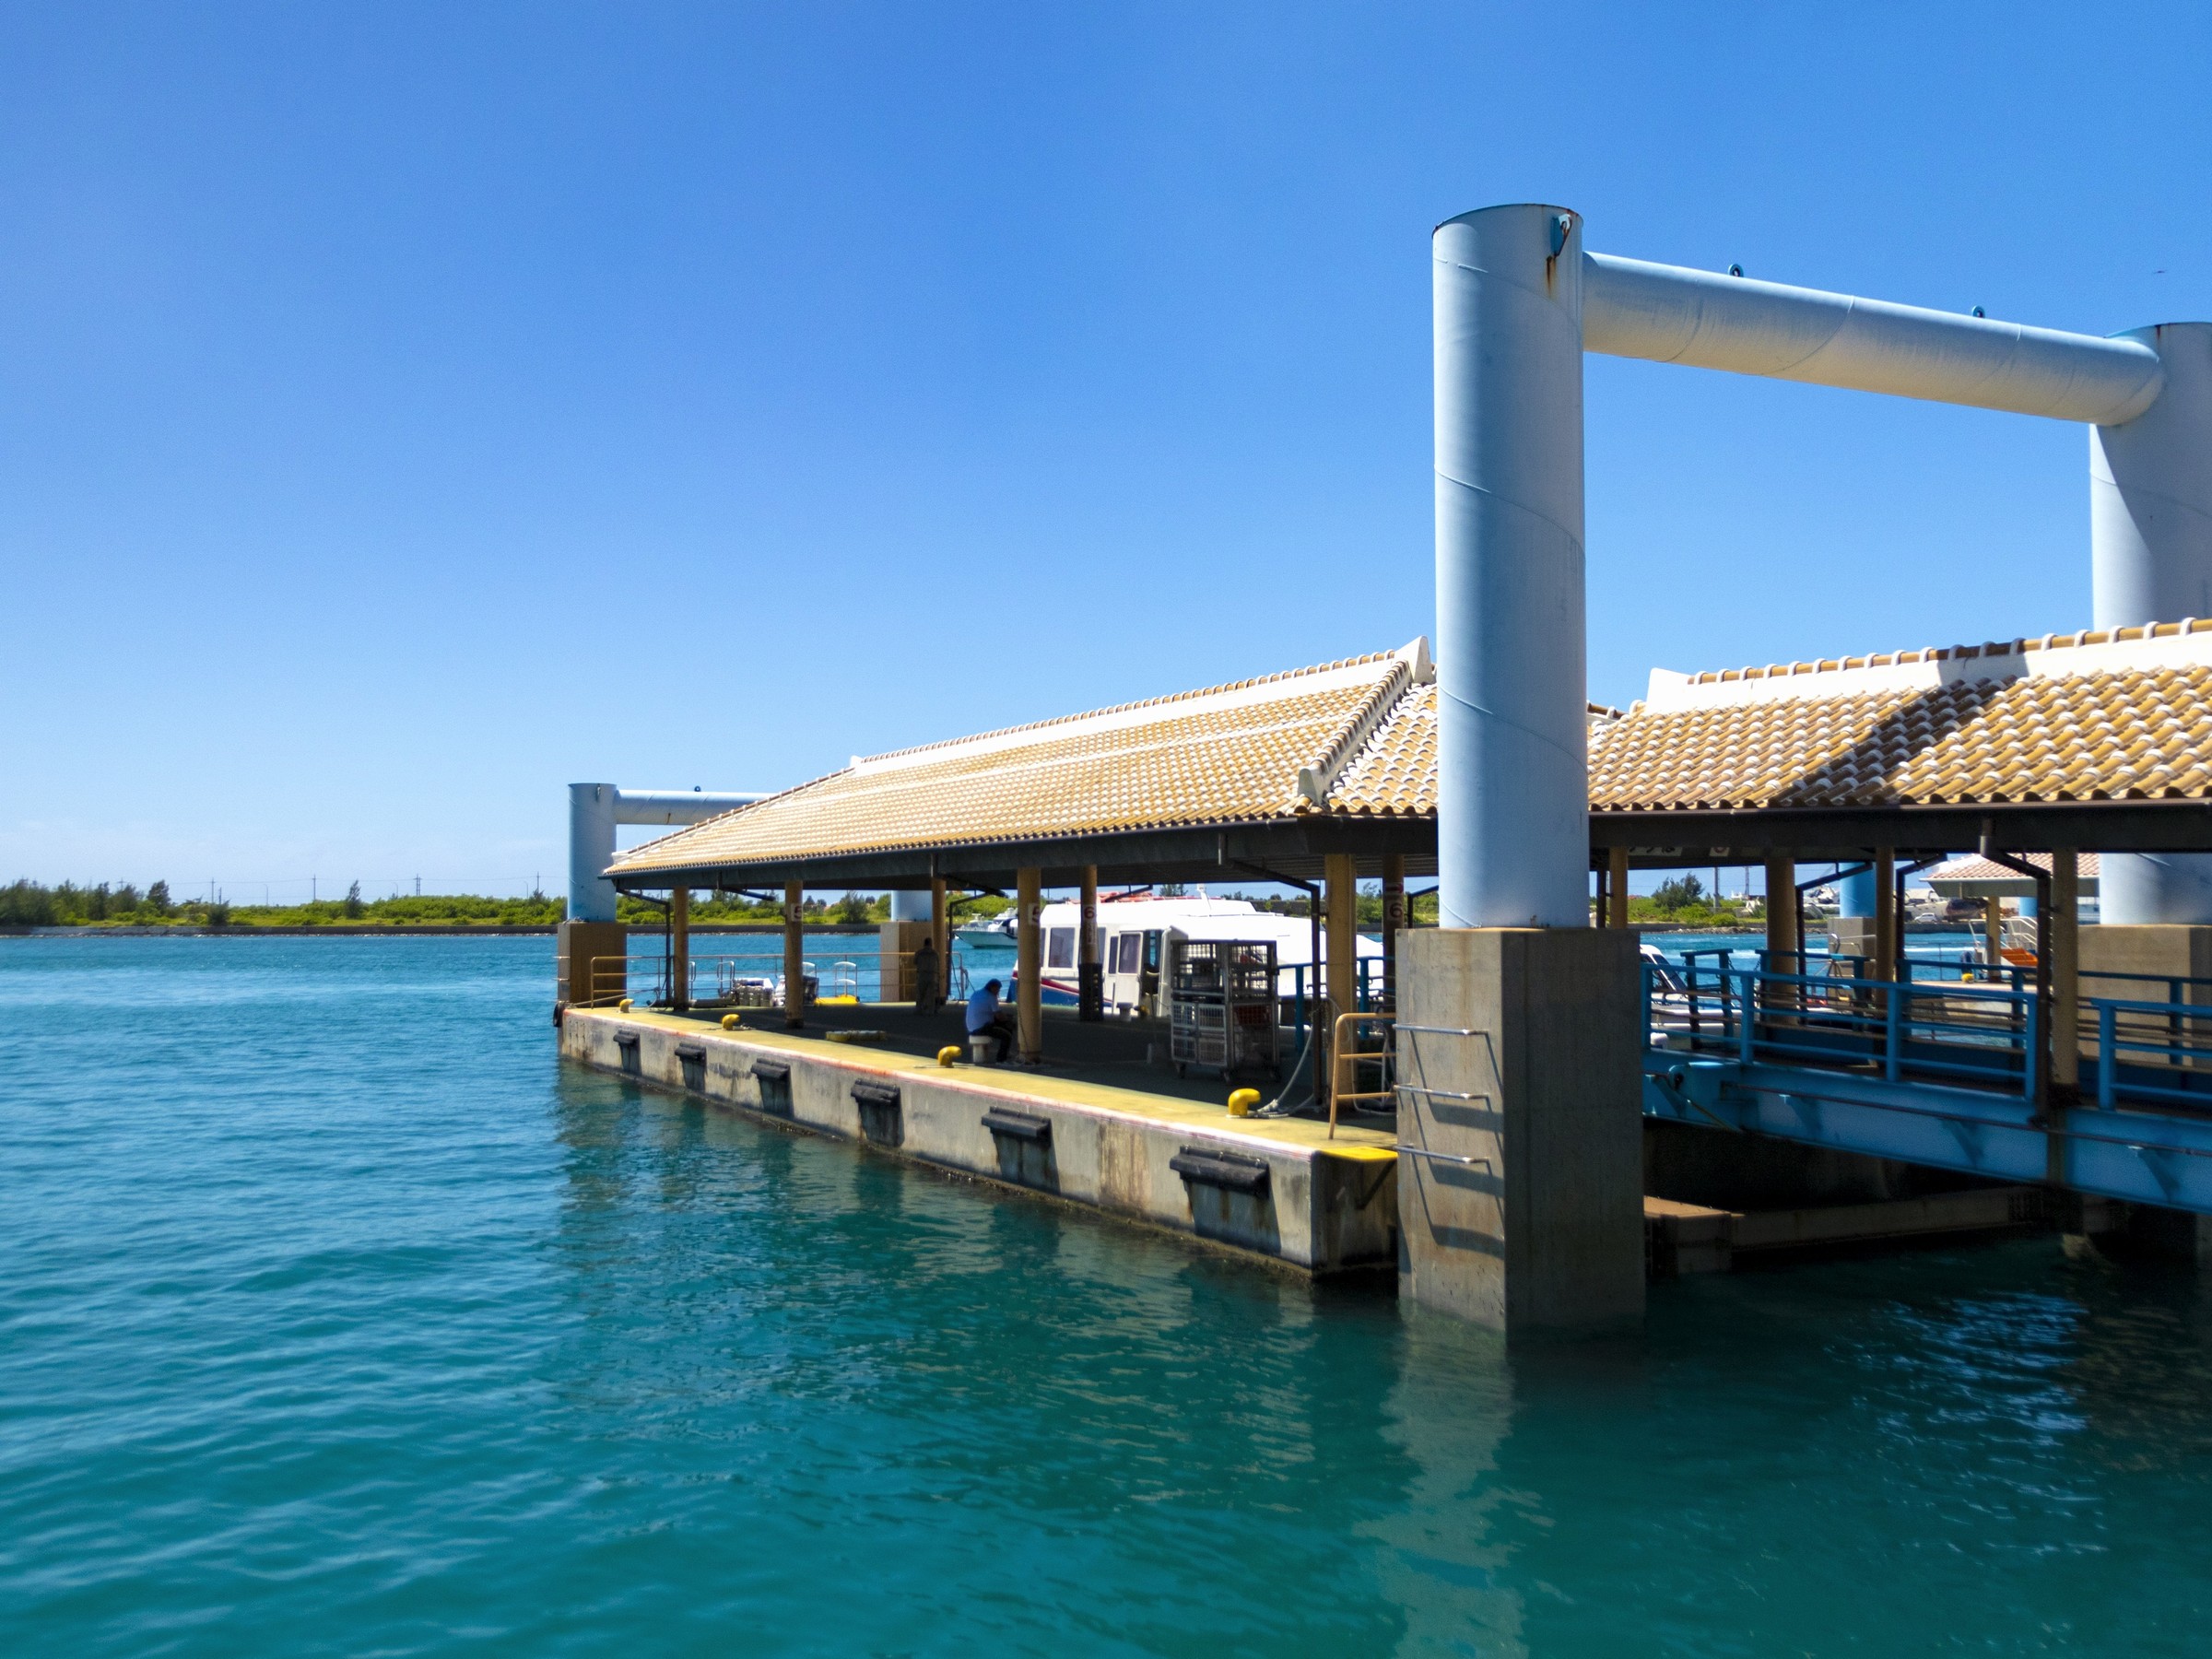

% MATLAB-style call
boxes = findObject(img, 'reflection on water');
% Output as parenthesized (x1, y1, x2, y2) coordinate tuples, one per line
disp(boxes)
(3, 936, 2211, 1656)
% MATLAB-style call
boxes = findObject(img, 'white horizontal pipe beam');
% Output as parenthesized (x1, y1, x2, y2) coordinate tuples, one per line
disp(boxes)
(568, 783, 770, 923)
(1583, 253, 2165, 424)
(610, 789, 768, 825)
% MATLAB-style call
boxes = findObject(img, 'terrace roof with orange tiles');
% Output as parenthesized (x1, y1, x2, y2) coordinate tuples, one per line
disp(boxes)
(607, 619, 2212, 888)
(607, 641, 1446, 887)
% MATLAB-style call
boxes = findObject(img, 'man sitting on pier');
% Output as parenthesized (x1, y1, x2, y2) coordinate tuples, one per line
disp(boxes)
(966, 977, 1014, 1063)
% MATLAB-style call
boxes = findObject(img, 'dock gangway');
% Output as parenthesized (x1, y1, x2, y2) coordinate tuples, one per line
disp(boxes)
(1643, 954, 2212, 1216)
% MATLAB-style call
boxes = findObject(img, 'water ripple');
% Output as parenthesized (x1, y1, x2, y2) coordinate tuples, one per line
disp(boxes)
(4, 936, 2211, 1656)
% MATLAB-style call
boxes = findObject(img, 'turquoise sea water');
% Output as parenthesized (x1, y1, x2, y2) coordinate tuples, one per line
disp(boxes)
(6, 935, 2212, 1656)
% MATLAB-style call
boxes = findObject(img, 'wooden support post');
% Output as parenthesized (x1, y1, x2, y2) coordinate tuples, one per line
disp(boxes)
(1381, 853, 1405, 1012)
(782, 880, 806, 1029)
(1324, 853, 1358, 1016)
(669, 887, 690, 1011)
(2052, 848, 2079, 1094)
(1983, 895, 2005, 968)
(1763, 854, 1799, 971)
(1873, 847, 1897, 983)
(1077, 865, 1101, 1020)
(1607, 845, 1630, 929)
(1017, 866, 1042, 1063)
(931, 877, 949, 1001)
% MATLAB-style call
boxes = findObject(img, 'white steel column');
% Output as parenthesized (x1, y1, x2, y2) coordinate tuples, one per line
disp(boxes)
(567, 783, 620, 924)
(2093, 323, 2212, 923)
(1433, 204, 1592, 929)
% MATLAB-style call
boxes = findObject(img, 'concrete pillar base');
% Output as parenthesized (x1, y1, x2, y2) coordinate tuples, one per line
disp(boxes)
(2077, 924, 2212, 987)
(880, 921, 932, 1006)
(557, 920, 629, 1009)
(1396, 926, 1644, 1334)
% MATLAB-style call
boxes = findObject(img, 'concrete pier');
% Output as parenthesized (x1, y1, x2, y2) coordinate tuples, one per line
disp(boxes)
(559, 1006, 1400, 1274)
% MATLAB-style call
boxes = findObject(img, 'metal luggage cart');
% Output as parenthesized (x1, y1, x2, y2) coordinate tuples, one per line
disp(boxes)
(1169, 939, 1279, 1080)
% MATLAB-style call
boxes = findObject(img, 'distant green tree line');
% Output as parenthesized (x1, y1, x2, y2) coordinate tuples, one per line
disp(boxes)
(0, 878, 567, 928)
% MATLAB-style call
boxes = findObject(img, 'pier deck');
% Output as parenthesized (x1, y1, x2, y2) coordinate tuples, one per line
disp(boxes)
(559, 1004, 1399, 1274)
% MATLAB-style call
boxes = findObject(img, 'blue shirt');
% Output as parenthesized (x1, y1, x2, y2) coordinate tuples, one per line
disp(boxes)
(966, 986, 1000, 1033)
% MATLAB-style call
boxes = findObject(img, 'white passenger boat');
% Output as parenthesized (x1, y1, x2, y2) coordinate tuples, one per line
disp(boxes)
(1018, 894, 1381, 1016)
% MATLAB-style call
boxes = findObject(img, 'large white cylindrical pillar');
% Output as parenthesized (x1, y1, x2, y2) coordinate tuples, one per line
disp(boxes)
(2093, 324, 2212, 625)
(2093, 322, 2212, 923)
(568, 782, 620, 924)
(1433, 204, 1591, 928)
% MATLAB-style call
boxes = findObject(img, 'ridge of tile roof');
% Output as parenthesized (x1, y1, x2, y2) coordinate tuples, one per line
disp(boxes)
(1688, 617, 2212, 683)
(852, 648, 1407, 774)
(1326, 682, 1437, 818)
(1293, 650, 1423, 811)
(1646, 616, 2212, 713)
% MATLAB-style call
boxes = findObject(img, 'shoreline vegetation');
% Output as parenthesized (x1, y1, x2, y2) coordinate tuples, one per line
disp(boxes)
(1, 876, 1769, 934)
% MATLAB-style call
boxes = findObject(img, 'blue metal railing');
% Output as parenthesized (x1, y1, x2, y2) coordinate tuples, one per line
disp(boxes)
(1284, 956, 1394, 1044)
(2091, 997, 2212, 1111)
(1646, 959, 2041, 1102)
(1652, 954, 2212, 1117)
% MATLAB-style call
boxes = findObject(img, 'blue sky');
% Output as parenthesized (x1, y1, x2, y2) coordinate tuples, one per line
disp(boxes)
(5, 3, 2208, 897)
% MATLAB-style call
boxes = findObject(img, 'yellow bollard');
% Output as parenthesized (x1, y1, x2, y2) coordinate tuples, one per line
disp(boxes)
(937, 1045, 963, 1067)
(618, 998, 633, 1012)
(721, 1013, 741, 1030)
(1227, 1088, 1261, 1117)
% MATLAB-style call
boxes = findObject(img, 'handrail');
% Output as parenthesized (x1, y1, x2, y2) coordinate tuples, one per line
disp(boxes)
(2089, 993, 2212, 1110)
(1646, 959, 2041, 1103)
(1328, 1010, 1395, 1138)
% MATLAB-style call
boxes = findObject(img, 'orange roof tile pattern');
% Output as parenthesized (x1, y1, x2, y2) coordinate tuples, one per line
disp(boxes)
(609, 621, 2212, 878)
(608, 644, 1438, 875)
(1594, 637, 2212, 812)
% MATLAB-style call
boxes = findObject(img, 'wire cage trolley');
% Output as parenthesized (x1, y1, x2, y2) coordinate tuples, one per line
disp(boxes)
(1169, 939, 1280, 1080)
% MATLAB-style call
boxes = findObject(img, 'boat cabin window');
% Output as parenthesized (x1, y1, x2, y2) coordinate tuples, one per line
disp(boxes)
(1046, 927, 1076, 970)
(1142, 931, 1162, 972)
(1112, 932, 1141, 975)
